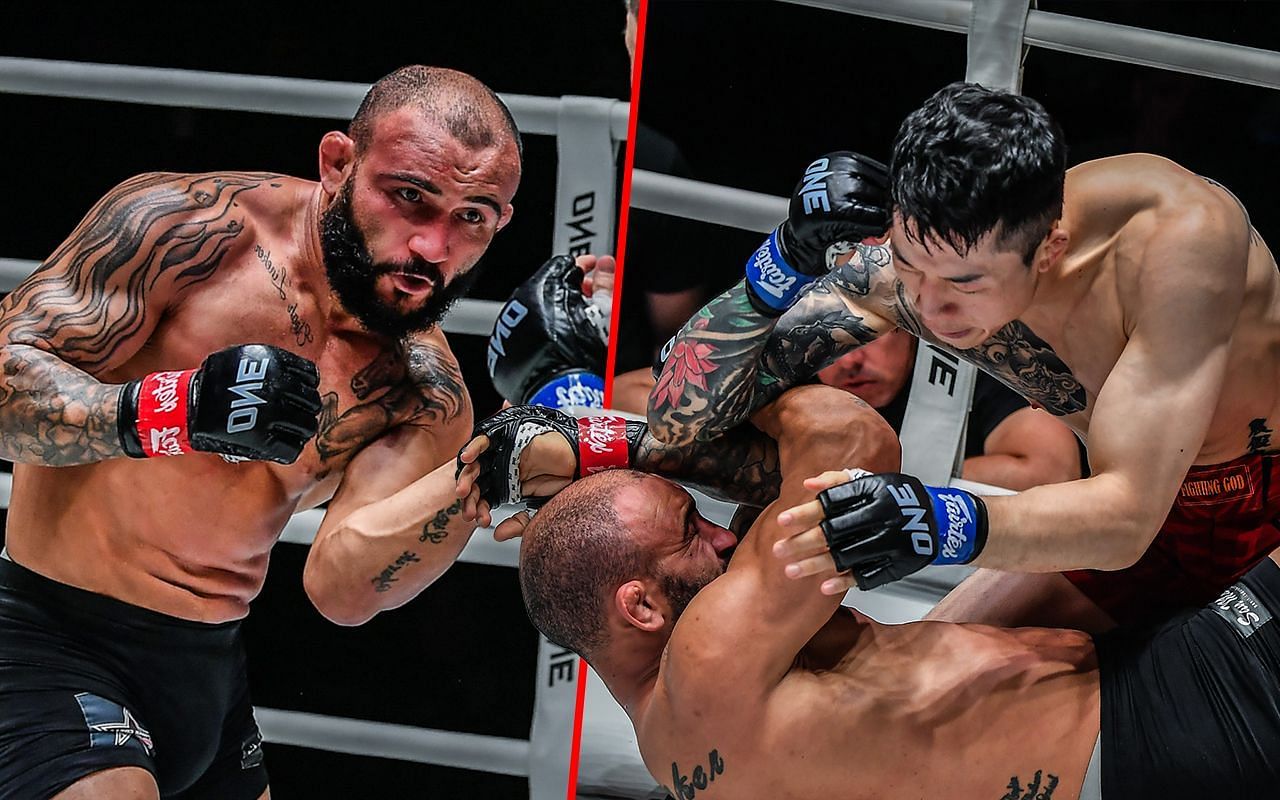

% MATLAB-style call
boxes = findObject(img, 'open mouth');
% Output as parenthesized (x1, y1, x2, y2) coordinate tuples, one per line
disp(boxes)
(390, 272, 436, 296)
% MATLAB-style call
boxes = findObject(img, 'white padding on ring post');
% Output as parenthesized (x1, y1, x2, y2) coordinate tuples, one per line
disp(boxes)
(966, 0, 1031, 91)
(554, 96, 625, 258)
(576, 665, 668, 799)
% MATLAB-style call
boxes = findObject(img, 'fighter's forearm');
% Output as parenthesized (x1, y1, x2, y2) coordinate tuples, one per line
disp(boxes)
(647, 260, 883, 447)
(0, 343, 126, 465)
(646, 282, 780, 447)
(977, 473, 1161, 572)
(305, 461, 478, 625)
(634, 423, 780, 509)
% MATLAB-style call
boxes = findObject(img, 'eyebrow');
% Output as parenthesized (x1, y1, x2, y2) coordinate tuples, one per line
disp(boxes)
(387, 172, 503, 215)
(889, 241, 982, 283)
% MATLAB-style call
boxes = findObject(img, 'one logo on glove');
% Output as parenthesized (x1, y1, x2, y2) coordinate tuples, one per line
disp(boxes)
(578, 416, 628, 475)
(887, 481, 934, 557)
(226, 356, 269, 434)
(487, 299, 529, 376)
(798, 157, 833, 215)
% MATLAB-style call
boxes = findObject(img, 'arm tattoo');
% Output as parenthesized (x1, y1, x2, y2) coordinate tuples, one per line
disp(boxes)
(650, 263, 880, 447)
(314, 342, 469, 477)
(0, 173, 267, 465)
(963, 321, 1086, 416)
(371, 550, 421, 593)
(634, 424, 780, 509)
(420, 499, 463, 543)
(0, 346, 124, 464)
(893, 280, 1086, 415)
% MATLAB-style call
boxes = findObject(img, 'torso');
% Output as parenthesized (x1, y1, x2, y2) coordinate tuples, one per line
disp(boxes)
(5, 174, 451, 622)
(641, 609, 1100, 800)
(864, 154, 1280, 464)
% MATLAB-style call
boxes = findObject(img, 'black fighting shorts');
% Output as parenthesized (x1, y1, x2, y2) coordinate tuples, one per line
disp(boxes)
(1098, 555, 1280, 797)
(0, 556, 268, 799)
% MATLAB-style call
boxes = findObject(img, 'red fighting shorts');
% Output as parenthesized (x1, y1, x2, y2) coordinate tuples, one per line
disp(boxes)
(1065, 453, 1280, 627)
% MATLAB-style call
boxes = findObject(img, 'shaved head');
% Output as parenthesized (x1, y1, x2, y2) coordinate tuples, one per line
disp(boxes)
(519, 470, 652, 659)
(350, 65, 523, 164)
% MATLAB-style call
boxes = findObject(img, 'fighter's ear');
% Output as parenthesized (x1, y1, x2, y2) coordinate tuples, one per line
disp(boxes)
(1032, 222, 1069, 273)
(318, 131, 355, 196)
(615, 580, 665, 632)
(496, 203, 515, 232)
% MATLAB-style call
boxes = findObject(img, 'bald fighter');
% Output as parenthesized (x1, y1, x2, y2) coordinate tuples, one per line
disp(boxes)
(0, 65, 527, 799)
(519, 385, 1280, 799)
(648, 81, 1280, 631)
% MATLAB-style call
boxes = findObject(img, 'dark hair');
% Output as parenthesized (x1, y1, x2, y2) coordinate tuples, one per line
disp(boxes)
(626, 0, 640, 16)
(349, 65, 523, 164)
(519, 470, 652, 659)
(890, 82, 1066, 265)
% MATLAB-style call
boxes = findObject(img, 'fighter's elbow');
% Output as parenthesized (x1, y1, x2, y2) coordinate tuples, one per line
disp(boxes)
(302, 552, 378, 627)
(1094, 514, 1163, 572)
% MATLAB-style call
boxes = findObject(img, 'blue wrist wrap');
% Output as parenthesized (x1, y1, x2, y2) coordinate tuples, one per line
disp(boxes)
(925, 486, 982, 565)
(528, 371, 605, 410)
(743, 228, 817, 312)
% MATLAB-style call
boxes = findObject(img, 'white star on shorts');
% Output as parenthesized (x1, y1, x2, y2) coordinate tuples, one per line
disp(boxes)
(90, 706, 154, 755)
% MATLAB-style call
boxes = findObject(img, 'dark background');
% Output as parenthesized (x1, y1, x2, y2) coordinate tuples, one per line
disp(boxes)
(617, 0, 1280, 368)
(1, 4, 630, 798)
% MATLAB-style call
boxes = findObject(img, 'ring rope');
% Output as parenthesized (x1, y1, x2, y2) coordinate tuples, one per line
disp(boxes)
(0, 57, 631, 138)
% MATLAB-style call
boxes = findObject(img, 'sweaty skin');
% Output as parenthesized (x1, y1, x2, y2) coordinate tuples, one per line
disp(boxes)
(602, 388, 1101, 800)
(0, 107, 521, 624)
(649, 154, 1280, 580)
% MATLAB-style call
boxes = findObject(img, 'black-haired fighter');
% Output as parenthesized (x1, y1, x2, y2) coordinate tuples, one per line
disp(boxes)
(649, 81, 1280, 633)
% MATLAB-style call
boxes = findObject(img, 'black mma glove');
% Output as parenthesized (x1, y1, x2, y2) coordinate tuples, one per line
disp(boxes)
(118, 343, 322, 465)
(744, 151, 890, 316)
(459, 405, 646, 507)
(487, 255, 607, 411)
(817, 472, 988, 590)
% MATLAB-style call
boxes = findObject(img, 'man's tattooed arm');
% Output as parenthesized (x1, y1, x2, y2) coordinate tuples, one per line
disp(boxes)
(634, 424, 780, 510)
(647, 245, 889, 447)
(0, 172, 267, 465)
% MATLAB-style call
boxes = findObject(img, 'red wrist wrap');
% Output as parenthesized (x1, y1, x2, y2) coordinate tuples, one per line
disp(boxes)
(136, 369, 196, 457)
(577, 416, 629, 476)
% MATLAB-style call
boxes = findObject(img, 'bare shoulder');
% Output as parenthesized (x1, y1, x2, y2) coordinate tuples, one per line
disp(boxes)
(1075, 156, 1250, 289)
(658, 570, 776, 709)
(1076, 155, 1247, 240)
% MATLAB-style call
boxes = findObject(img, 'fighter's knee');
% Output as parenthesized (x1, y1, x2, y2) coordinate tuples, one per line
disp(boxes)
(776, 385, 899, 472)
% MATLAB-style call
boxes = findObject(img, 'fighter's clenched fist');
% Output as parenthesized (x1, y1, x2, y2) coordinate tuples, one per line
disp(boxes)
(117, 343, 321, 464)
(744, 151, 890, 315)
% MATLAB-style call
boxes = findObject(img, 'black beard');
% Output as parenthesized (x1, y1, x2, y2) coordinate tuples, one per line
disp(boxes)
(319, 183, 481, 339)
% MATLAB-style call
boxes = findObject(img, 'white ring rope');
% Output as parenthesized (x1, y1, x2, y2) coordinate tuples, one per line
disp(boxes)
(782, 0, 1280, 89)
(252, 707, 530, 777)
(0, 57, 631, 138)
